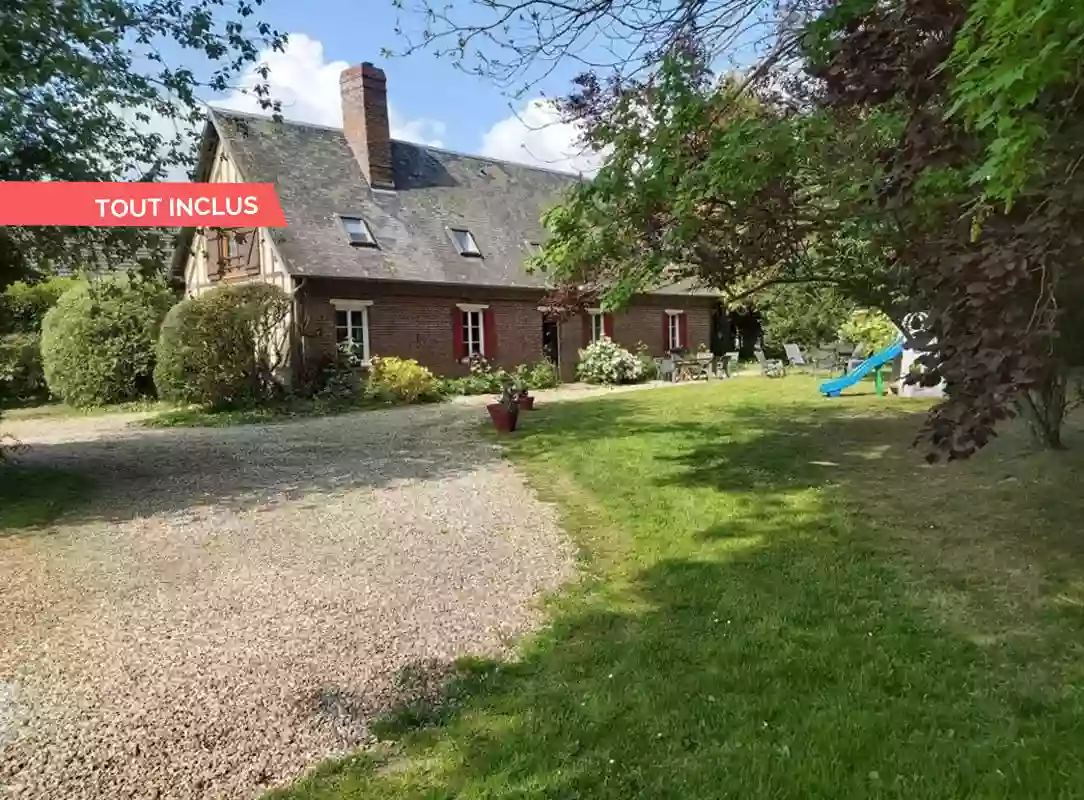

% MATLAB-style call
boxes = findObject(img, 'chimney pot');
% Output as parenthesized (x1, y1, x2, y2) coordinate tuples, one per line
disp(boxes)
(340, 62, 394, 190)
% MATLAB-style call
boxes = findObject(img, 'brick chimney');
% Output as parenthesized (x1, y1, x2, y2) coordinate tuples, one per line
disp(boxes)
(340, 62, 394, 190)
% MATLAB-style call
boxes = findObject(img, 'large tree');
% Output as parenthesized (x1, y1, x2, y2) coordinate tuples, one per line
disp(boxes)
(396, 0, 1084, 459)
(0, 0, 285, 285)
(390, 0, 813, 94)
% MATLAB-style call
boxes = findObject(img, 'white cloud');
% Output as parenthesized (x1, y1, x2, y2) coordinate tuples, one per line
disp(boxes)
(479, 99, 605, 175)
(214, 33, 446, 147)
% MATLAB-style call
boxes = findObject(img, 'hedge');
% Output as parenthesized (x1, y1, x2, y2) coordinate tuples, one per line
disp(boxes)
(40, 275, 174, 407)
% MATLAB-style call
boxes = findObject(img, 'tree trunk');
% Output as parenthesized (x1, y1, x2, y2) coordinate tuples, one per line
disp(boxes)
(1016, 365, 1068, 450)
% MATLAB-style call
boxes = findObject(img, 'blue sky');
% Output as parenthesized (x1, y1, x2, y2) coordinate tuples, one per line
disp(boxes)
(201, 0, 604, 174)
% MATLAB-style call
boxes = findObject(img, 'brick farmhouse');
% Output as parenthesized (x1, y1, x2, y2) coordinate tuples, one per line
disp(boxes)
(175, 61, 717, 382)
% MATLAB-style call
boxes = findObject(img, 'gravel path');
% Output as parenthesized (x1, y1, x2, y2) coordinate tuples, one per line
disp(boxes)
(0, 404, 574, 799)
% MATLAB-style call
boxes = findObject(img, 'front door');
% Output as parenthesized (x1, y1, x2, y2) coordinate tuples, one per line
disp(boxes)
(541, 319, 560, 365)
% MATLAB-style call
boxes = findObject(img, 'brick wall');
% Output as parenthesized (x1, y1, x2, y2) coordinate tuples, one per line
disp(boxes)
(299, 278, 716, 380)
(609, 297, 713, 358)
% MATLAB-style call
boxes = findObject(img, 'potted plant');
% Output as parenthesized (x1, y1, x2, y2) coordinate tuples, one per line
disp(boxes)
(515, 385, 535, 410)
(486, 384, 520, 432)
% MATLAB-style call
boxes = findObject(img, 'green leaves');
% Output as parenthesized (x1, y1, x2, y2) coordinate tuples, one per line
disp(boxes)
(947, 0, 1084, 206)
(0, 0, 285, 281)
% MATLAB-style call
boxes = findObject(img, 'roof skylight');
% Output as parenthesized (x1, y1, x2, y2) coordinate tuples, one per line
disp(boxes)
(449, 228, 482, 257)
(340, 215, 377, 247)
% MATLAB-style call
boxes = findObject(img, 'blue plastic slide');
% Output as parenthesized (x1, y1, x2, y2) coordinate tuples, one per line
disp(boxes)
(819, 339, 905, 397)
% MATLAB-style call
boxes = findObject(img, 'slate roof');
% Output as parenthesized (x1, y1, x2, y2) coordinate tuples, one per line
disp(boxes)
(201, 108, 704, 297)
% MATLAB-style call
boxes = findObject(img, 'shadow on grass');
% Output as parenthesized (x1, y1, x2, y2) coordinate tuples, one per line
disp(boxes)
(269, 381, 1084, 799)
(0, 465, 95, 535)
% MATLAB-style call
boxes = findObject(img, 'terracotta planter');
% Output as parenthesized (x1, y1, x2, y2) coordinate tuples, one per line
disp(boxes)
(487, 402, 518, 432)
(516, 395, 535, 411)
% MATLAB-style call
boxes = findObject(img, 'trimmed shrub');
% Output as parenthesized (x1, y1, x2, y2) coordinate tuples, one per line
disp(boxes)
(577, 337, 645, 384)
(0, 333, 48, 406)
(368, 356, 439, 403)
(154, 283, 292, 408)
(41, 276, 174, 407)
(0, 276, 82, 334)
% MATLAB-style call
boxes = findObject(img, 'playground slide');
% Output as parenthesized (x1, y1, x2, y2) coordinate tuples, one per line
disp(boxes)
(819, 339, 905, 397)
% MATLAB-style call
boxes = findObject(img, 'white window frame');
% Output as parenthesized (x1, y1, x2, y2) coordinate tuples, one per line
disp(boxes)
(588, 308, 605, 342)
(457, 302, 489, 358)
(331, 299, 373, 363)
(666, 309, 684, 350)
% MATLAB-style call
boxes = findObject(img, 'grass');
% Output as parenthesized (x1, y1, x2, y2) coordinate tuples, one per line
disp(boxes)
(146, 399, 340, 428)
(4, 395, 387, 429)
(3, 397, 166, 422)
(144, 395, 429, 428)
(0, 464, 93, 534)
(267, 376, 1084, 798)
(4, 392, 436, 430)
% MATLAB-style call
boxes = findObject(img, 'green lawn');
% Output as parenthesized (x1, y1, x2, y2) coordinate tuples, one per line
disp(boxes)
(2, 398, 166, 422)
(262, 376, 1079, 797)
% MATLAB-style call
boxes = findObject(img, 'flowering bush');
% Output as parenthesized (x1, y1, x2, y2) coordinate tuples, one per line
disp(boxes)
(577, 337, 646, 385)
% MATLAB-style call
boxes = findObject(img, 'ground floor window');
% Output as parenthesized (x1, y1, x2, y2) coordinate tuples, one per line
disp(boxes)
(462, 309, 484, 356)
(589, 311, 605, 342)
(332, 300, 372, 363)
(667, 311, 683, 350)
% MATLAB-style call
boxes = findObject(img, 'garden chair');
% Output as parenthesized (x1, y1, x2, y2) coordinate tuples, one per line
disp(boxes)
(695, 352, 713, 380)
(754, 348, 786, 378)
(656, 357, 676, 382)
(783, 343, 809, 369)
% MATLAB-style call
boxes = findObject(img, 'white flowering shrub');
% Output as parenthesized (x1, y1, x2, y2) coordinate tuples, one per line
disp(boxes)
(576, 337, 646, 385)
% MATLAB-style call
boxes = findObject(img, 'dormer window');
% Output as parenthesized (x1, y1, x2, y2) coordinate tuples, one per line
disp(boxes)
(449, 228, 482, 257)
(340, 215, 376, 247)
(524, 240, 543, 256)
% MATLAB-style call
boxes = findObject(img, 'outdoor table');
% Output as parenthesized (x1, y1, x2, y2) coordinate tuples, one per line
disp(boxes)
(673, 356, 713, 382)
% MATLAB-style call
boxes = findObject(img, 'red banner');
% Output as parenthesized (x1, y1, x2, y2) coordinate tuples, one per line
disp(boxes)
(0, 182, 287, 227)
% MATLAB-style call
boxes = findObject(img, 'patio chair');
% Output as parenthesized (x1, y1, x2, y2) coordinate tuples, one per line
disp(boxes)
(783, 343, 809, 369)
(754, 348, 786, 378)
(656, 357, 676, 382)
(695, 352, 713, 380)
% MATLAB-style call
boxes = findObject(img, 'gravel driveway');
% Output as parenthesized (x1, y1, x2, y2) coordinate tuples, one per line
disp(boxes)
(0, 404, 574, 799)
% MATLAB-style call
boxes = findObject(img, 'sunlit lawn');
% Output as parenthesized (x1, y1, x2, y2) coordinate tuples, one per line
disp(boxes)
(272, 376, 1084, 798)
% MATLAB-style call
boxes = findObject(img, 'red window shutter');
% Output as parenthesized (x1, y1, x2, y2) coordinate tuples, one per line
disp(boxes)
(662, 312, 670, 352)
(452, 307, 465, 360)
(679, 313, 689, 349)
(603, 313, 614, 338)
(583, 313, 592, 344)
(483, 308, 498, 359)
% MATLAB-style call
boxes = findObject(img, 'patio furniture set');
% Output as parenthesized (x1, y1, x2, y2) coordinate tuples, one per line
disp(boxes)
(656, 342, 874, 383)
(756, 342, 872, 379)
(655, 350, 740, 382)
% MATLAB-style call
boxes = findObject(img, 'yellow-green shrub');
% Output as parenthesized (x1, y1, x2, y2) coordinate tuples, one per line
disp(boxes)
(368, 356, 438, 403)
(837, 308, 899, 352)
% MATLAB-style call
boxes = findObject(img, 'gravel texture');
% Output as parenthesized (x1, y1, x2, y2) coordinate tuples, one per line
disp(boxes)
(0, 404, 574, 799)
